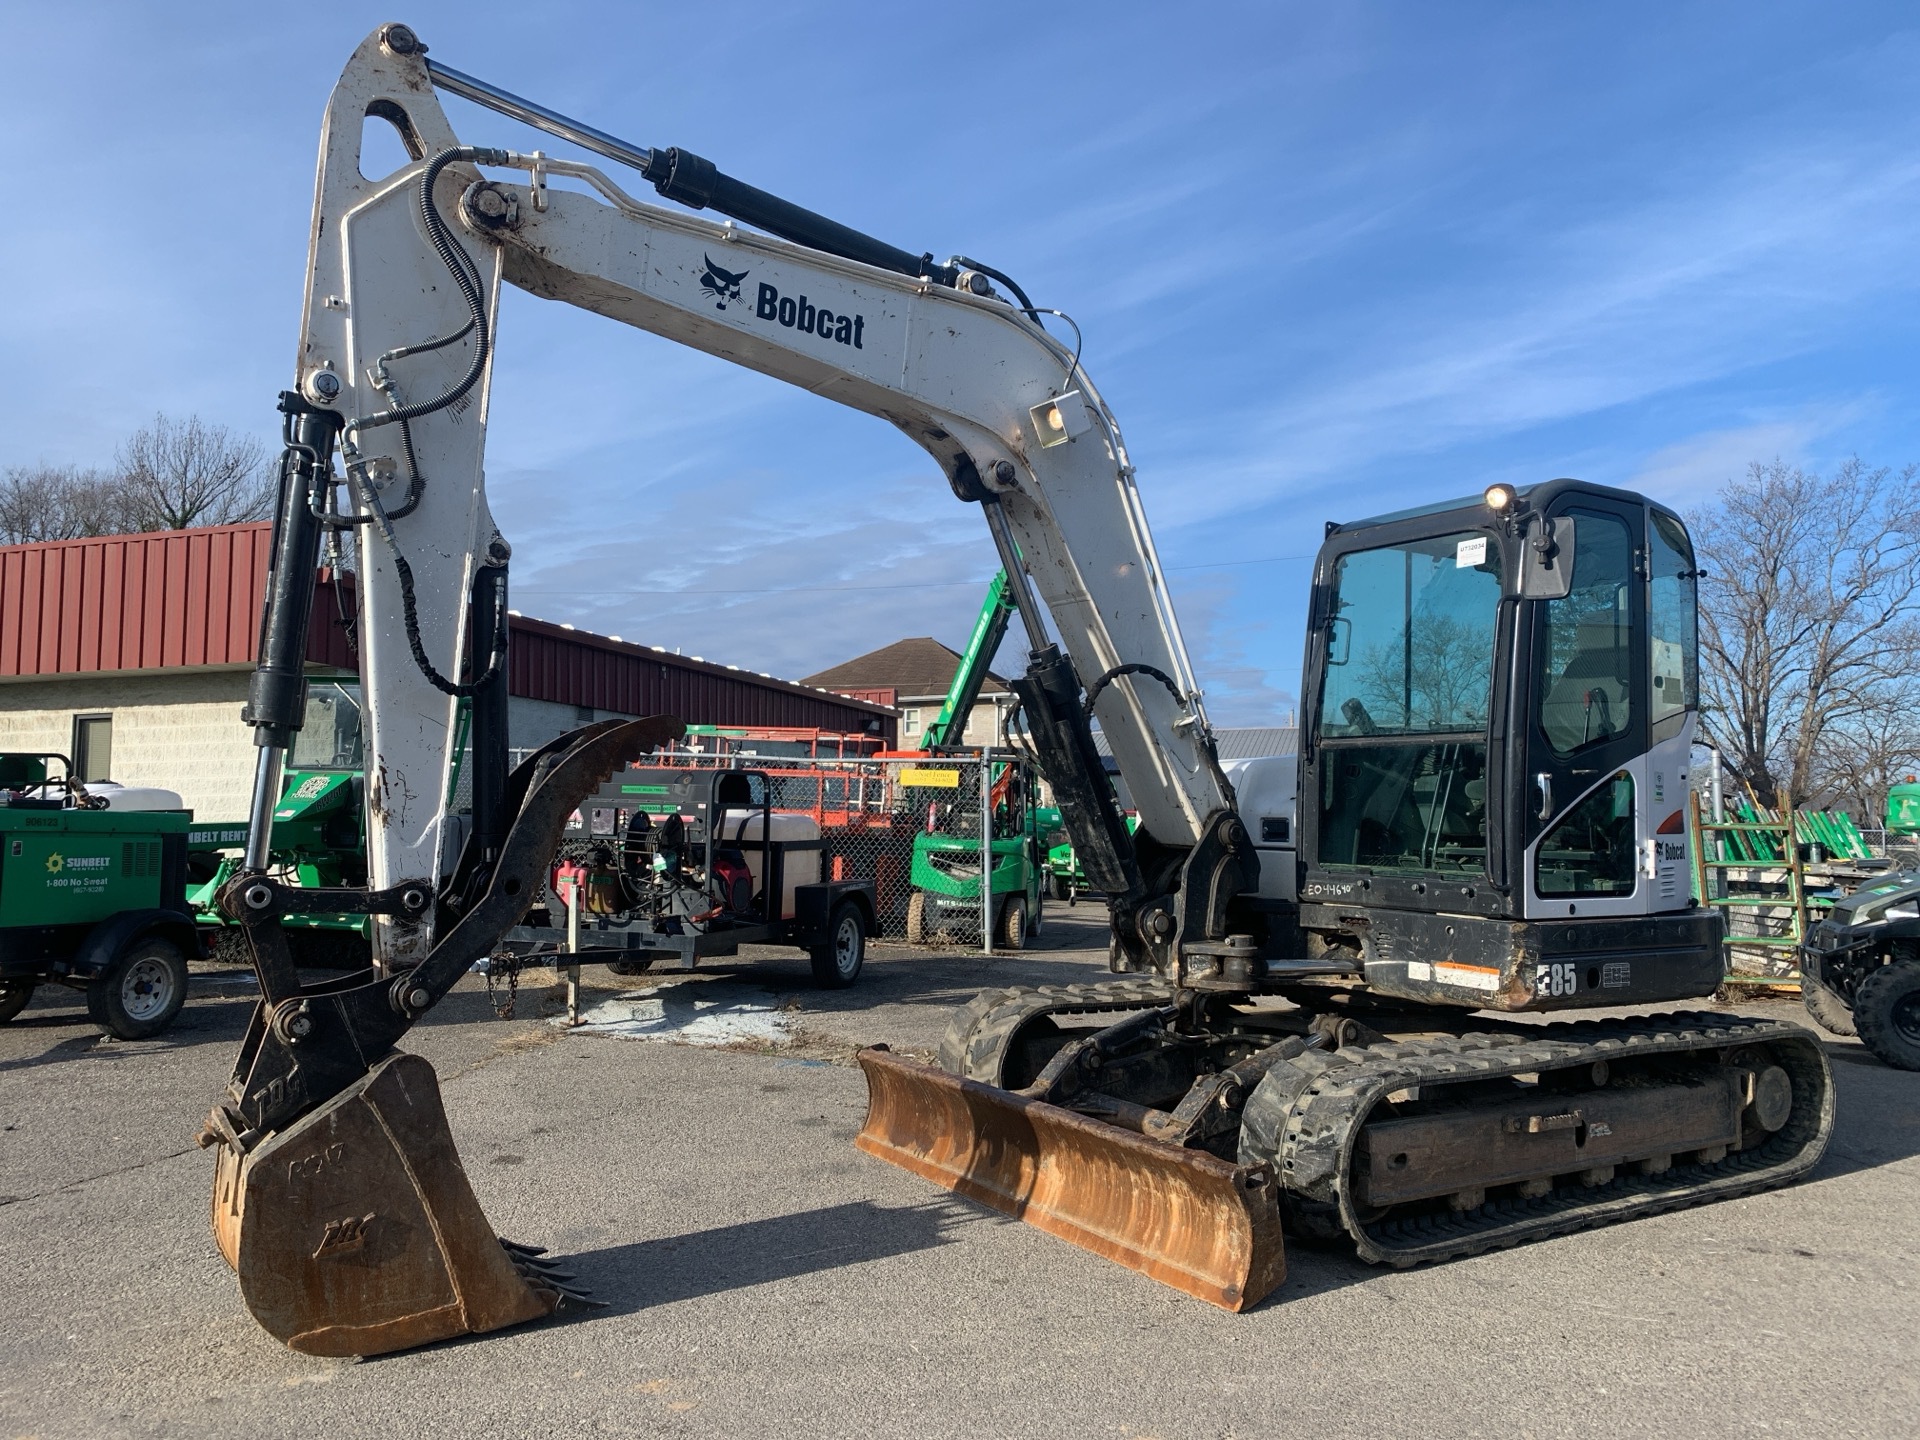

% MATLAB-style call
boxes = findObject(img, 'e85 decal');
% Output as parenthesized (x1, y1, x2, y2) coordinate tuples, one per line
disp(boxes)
(1537, 962, 1579, 998)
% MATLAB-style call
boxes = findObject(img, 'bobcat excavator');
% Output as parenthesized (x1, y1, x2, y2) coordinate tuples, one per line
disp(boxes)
(205, 24, 1834, 1356)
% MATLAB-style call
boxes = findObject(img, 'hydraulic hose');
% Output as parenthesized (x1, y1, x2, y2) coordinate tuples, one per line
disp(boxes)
(353, 145, 510, 435)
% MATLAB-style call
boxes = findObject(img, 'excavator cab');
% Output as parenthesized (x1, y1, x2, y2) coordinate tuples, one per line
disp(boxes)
(1298, 480, 1720, 1010)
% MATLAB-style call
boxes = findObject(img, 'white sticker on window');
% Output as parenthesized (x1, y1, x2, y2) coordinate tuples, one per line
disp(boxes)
(1456, 536, 1488, 568)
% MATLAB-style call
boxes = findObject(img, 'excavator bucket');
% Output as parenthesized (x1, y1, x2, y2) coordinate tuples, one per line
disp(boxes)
(855, 1048, 1285, 1311)
(213, 1052, 580, 1356)
(208, 716, 681, 1356)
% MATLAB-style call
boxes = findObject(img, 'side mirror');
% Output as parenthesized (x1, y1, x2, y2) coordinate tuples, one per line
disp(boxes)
(1519, 516, 1574, 600)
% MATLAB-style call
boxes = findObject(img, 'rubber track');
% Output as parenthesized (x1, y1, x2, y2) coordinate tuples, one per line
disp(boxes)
(937, 981, 1174, 1083)
(1269, 1009, 1835, 1267)
(939, 987, 1835, 1269)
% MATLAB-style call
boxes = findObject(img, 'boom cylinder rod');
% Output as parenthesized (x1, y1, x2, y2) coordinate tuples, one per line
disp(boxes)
(425, 59, 954, 284)
(981, 498, 1051, 655)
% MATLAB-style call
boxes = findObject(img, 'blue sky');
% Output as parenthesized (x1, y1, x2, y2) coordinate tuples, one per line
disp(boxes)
(3, 3, 1915, 723)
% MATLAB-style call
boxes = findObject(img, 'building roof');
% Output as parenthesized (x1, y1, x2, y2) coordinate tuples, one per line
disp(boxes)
(0, 525, 893, 738)
(800, 636, 1008, 706)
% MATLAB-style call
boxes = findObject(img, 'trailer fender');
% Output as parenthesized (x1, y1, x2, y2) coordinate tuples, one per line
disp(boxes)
(793, 882, 877, 946)
(68, 908, 206, 980)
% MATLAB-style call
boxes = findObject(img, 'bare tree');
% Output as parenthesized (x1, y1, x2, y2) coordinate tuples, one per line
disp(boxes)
(0, 465, 136, 544)
(1692, 457, 1920, 808)
(115, 414, 274, 531)
(1809, 684, 1920, 820)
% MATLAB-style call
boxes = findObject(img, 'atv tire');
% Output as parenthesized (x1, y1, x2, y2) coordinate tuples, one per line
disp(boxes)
(1855, 961, 1920, 1071)
(1801, 971, 1857, 1037)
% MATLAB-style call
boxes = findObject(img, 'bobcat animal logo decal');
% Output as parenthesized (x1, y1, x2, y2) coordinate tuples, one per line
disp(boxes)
(699, 254, 749, 310)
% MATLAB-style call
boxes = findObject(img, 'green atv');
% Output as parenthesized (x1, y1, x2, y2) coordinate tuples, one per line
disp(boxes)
(0, 753, 202, 1038)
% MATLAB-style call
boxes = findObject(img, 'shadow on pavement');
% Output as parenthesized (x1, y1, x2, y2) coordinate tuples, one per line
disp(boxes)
(562, 1198, 983, 1317)
(1805, 1038, 1920, 1180)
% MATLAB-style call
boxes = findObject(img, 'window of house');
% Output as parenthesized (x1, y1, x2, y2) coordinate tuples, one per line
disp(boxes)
(73, 713, 114, 782)
(903, 709, 921, 737)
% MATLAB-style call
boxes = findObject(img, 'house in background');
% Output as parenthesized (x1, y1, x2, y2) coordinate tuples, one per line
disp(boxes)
(801, 636, 1011, 749)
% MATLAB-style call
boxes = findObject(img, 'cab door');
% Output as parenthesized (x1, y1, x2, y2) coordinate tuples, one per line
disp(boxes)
(1519, 497, 1649, 919)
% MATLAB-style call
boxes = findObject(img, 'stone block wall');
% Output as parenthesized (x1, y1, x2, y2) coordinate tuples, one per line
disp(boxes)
(0, 670, 256, 820)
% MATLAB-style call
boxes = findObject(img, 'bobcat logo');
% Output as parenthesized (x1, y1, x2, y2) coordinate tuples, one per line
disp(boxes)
(699, 253, 749, 310)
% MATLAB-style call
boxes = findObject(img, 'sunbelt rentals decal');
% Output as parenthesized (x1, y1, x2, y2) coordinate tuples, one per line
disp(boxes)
(44, 851, 111, 893)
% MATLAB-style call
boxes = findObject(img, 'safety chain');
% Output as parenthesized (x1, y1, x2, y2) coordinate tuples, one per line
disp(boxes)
(483, 952, 528, 1019)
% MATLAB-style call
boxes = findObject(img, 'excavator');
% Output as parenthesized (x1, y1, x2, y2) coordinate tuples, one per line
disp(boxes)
(204, 24, 1834, 1356)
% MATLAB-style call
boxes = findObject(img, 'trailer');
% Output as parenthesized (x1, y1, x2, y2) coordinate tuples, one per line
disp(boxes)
(501, 766, 877, 986)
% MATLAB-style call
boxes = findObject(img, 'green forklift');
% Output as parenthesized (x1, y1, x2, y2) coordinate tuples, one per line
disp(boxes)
(902, 570, 1046, 949)
(0, 752, 202, 1038)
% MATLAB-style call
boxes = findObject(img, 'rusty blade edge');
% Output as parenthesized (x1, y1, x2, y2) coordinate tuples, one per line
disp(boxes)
(854, 1048, 1283, 1312)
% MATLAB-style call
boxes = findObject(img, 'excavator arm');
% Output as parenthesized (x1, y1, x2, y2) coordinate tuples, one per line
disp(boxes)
(209, 23, 1267, 1356)
(249, 26, 1248, 985)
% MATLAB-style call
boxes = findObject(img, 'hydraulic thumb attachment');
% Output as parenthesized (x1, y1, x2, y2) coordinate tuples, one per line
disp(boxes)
(204, 715, 683, 1356)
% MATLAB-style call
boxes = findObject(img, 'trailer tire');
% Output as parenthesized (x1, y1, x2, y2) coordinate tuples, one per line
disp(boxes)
(999, 895, 1028, 952)
(1800, 971, 1857, 1037)
(0, 981, 33, 1024)
(905, 891, 928, 946)
(810, 901, 866, 988)
(1049, 873, 1070, 902)
(87, 936, 189, 1040)
(1855, 961, 1920, 1071)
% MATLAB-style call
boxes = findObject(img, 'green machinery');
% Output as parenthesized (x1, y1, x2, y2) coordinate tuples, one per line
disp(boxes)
(904, 570, 1046, 948)
(0, 753, 202, 1038)
(1044, 812, 1137, 903)
(188, 681, 370, 966)
(1887, 781, 1920, 855)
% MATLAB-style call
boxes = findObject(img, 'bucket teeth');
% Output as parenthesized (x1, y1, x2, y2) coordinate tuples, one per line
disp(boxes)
(216, 1053, 584, 1356)
(503, 1241, 605, 1307)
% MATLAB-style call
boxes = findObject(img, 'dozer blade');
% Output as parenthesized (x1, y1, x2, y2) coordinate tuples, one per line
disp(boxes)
(856, 1048, 1284, 1311)
(213, 1053, 581, 1357)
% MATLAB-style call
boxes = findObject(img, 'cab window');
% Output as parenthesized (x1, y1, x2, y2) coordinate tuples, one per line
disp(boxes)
(1538, 512, 1634, 757)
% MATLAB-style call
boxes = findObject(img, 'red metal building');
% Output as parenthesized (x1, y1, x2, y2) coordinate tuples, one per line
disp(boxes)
(0, 524, 892, 816)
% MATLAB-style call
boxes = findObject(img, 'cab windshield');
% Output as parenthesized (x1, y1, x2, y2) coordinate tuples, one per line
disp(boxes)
(1317, 532, 1501, 875)
(291, 682, 365, 771)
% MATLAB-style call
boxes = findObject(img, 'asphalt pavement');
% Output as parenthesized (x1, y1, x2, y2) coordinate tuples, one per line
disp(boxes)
(2, 913, 1915, 1440)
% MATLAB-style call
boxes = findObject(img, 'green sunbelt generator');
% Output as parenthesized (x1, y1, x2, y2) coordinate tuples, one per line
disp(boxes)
(0, 752, 201, 1038)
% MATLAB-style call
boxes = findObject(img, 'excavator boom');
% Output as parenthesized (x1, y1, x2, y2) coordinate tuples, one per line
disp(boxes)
(212, 24, 1252, 1355)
